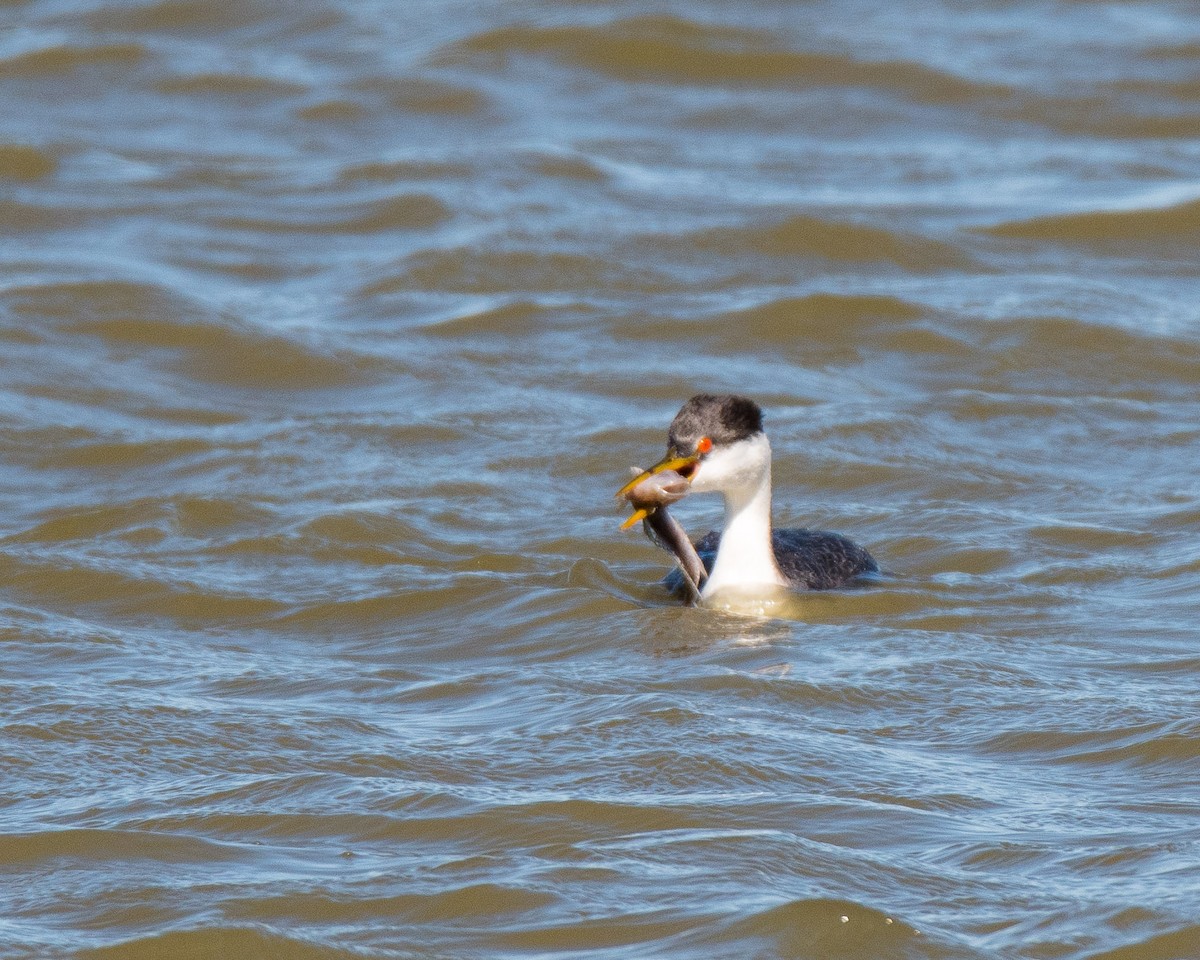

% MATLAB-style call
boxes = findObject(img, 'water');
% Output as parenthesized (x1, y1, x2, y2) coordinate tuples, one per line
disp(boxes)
(3, 0, 1200, 957)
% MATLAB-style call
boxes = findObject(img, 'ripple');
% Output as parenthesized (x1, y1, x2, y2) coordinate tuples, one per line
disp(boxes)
(612, 293, 947, 357)
(364, 249, 677, 295)
(440, 15, 1005, 103)
(386, 77, 489, 115)
(0, 143, 57, 181)
(490, 909, 710, 952)
(1071, 112, 1200, 140)
(526, 150, 609, 183)
(1083, 924, 1200, 960)
(981, 197, 1200, 246)
(155, 72, 308, 98)
(33, 436, 214, 472)
(421, 300, 553, 337)
(0, 828, 242, 866)
(81, 0, 287, 34)
(297, 99, 365, 122)
(0, 43, 148, 76)
(230, 882, 557, 924)
(208, 510, 473, 568)
(0, 199, 74, 231)
(77, 927, 351, 960)
(271, 579, 528, 636)
(0, 551, 285, 622)
(4, 0, 1200, 956)
(710, 898, 919, 955)
(981, 719, 1200, 768)
(972, 315, 1200, 393)
(6, 496, 276, 544)
(676, 214, 974, 270)
(1013, 90, 1200, 140)
(336, 157, 475, 184)
(7, 280, 384, 389)
(1144, 41, 1200, 63)
(216, 192, 450, 234)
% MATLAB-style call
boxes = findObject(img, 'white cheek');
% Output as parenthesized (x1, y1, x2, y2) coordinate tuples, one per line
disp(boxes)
(690, 447, 739, 491)
(688, 465, 715, 492)
(689, 435, 770, 494)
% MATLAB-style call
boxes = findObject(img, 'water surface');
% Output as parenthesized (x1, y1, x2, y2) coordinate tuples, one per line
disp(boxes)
(3, 0, 1200, 957)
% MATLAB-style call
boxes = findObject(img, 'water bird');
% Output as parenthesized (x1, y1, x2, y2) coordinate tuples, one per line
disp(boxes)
(618, 394, 878, 604)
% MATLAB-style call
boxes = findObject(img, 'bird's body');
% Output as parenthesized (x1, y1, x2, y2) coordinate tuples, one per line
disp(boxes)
(620, 393, 878, 605)
(666, 527, 878, 597)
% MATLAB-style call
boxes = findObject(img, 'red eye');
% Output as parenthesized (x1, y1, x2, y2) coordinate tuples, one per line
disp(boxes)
(696, 437, 712, 455)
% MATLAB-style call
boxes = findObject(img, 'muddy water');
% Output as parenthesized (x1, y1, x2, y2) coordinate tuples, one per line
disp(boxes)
(3, 1, 1200, 957)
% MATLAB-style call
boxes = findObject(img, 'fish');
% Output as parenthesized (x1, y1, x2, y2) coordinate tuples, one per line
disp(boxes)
(618, 467, 707, 603)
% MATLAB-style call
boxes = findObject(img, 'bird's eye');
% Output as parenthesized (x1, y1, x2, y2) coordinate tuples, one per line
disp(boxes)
(696, 437, 713, 455)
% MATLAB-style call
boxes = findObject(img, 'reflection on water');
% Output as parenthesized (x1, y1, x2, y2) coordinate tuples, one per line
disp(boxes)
(3, 0, 1200, 957)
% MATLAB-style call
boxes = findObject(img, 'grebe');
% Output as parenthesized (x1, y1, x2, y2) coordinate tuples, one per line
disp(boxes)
(618, 394, 878, 602)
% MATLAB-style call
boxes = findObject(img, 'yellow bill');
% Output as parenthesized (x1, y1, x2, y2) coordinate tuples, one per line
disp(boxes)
(620, 507, 651, 530)
(613, 454, 700, 501)
(615, 452, 700, 531)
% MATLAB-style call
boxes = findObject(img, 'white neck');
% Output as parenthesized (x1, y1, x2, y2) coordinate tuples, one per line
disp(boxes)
(700, 448, 785, 599)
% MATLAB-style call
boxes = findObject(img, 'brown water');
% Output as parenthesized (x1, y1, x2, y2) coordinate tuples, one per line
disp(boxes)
(3, 1, 1200, 957)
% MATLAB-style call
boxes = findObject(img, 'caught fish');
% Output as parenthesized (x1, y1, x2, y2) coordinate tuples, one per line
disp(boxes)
(618, 466, 691, 529)
(617, 467, 707, 602)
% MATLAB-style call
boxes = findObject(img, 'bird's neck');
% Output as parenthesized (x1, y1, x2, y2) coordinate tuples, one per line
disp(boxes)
(702, 468, 785, 597)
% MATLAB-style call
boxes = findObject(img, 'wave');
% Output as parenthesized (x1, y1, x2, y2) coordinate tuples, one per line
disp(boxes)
(981, 197, 1200, 245)
(363, 217, 966, 301)
(155, 72, 307, 98)
(0, 143, 57, 181)
(524, 149, 609, 183)
(386, 77, 489, 115)
(1010, 72, 1200, 139)
(77, 926, 351, 960)
(7, 280, 384, 389)
(420, 300, 551, 337)
(676, 214, 973, 270)
(337, 157, 475, 184)
(0, 43, 147, 76)
(296, 99, 365, 122)
(980, 718, 1200, 768)
(229, 882, 556, 925)
(1083, 924, 1200, 960)
(6, 496, 277, 545)
(439, 15, 1005, 103)
(0, 198, 75, 231)
(1143, 41, 1200, 63)
(0, 550, 285, 622)
(0, 827, 239, 866)
(14, 435, 215, 472)
(967, 314, 1200, 394)
(709, 898, 920, 957)
(81, 0, 288, 35)
(611, 293, 939, 355)
(215, 191, 450, 234)
(1047, 110, 1200, 140)
(363, 248, 678, 296)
